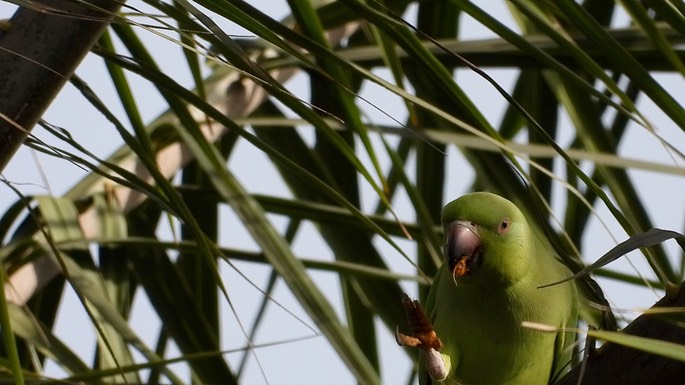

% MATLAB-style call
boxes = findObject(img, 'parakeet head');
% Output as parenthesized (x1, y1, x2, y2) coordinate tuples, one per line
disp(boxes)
(441, 192, 533, 287)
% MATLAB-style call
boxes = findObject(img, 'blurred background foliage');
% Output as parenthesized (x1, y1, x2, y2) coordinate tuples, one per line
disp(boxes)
(0, 0, 684, 384)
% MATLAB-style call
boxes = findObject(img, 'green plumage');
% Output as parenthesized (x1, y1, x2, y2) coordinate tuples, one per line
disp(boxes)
(421, 192, 577, 385)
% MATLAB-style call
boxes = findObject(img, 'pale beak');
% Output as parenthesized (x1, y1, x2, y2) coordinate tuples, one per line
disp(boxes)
(445, 221, 482, 276)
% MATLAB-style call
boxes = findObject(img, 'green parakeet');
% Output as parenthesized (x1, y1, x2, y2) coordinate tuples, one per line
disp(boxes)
(400, 192, 578, 385)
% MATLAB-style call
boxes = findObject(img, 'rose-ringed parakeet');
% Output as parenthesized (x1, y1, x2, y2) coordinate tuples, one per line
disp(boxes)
(398, 192, 578, 385)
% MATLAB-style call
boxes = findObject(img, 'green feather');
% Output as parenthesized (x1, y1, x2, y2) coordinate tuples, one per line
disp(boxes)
(420, 192, 577, 385)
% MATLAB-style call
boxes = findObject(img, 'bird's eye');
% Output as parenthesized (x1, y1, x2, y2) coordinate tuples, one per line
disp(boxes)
(498, 218, 510, 234)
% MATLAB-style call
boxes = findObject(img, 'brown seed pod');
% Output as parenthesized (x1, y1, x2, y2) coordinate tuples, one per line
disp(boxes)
(397, 293, 442, 351)
(453, 255, 471, 277)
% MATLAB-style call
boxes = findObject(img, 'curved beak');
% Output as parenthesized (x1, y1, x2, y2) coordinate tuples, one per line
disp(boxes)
(445, 221, 482, 277)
